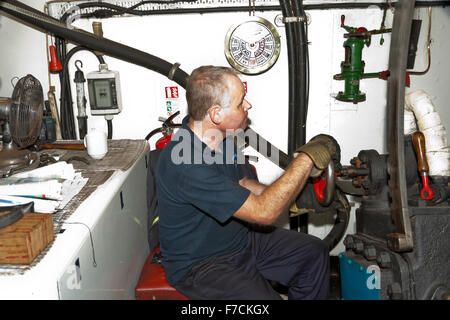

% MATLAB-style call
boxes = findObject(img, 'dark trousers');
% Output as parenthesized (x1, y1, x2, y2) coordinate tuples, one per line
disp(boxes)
(172, 228, 330, 300)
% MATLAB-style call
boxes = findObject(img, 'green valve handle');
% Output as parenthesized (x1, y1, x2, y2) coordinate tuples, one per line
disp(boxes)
(334, 15, 392, 103)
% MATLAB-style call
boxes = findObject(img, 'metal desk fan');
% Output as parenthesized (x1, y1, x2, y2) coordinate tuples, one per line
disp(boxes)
(0, 74, 43, 171)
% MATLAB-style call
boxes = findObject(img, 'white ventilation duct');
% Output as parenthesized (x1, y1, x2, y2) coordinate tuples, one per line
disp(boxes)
(404, 90, 450, 176)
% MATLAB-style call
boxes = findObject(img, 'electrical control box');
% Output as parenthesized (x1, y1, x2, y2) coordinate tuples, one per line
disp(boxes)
(87, 64, 122, 115)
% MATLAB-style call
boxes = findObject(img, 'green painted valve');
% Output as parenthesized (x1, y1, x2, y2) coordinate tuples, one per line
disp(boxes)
(333, 15, 392, 103)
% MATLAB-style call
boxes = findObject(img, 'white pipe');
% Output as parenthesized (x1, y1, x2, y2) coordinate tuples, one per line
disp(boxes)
(404, 90, 450, 176)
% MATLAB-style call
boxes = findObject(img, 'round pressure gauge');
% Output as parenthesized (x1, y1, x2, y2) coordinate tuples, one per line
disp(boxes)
(224, 17, 281, 75)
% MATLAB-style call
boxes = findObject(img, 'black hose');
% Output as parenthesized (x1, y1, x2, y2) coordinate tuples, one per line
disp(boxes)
(279, 0, 297, 157)
(292, 0, 308, 149)
(106, 119, 113, 139)
(0, 0, 189, 89)
(56, 37, 65, 64)
(322, 189, 350, 251)
(145, 111, 182, 140)
(145, 127, 164, 141)
(280, 0, 310, 233)
(280, 0, 299, 233)
(60, 66, 76, 139)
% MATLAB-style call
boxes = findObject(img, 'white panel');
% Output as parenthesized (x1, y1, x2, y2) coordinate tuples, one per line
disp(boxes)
(58, 155, 149, 299)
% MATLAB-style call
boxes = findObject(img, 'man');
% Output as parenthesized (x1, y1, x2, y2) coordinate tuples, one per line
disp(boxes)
(156, 65, 339, 299)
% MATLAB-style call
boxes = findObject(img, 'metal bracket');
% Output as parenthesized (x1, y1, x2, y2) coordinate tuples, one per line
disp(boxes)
(168, 62, 181, 80)
(385, 0, 416, 253)
(275, 13, 311, 27)
(283, 16, 307, 23)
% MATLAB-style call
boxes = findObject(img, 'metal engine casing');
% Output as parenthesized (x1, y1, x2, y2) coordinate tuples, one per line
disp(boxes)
(339, 136, 450, 300)
(341, 206, 450, 300)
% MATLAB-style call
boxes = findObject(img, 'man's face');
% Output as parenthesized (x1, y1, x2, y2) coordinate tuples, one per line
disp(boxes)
(220, 75, 252, 131)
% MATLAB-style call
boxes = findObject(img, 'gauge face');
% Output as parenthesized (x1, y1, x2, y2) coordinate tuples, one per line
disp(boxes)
(225, 17, 281, 75)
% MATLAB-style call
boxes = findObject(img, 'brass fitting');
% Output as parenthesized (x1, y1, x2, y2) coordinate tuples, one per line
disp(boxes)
(92, 22, 104, 56)
(92, 22, 103, 38)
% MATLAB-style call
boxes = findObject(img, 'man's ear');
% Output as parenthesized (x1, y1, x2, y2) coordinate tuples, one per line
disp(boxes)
(209, 105, 222, 125)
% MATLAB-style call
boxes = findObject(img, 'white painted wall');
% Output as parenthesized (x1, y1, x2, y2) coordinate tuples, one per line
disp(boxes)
(0, 1, 449, 255)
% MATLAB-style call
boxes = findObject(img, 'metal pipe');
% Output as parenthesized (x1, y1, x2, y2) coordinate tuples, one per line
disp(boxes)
(54, 1, 450, 23)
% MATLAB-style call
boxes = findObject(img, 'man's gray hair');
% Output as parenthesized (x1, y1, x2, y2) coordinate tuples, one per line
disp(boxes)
(186, 65, 239, 120)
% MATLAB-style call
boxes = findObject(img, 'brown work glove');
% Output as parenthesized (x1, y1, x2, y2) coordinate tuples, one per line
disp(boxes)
(295, 134, 341, 171)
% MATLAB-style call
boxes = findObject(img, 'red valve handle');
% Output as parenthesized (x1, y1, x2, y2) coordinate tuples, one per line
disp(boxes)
(313, 175, 326, 202)
(420, 175, 435, 200)
(312, 166, 337, 205)
(356, 27, 368, 33)
(413, 131, 435, 201)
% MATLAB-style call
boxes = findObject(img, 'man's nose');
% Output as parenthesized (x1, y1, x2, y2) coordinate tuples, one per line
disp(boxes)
(243, 100, 252, 111)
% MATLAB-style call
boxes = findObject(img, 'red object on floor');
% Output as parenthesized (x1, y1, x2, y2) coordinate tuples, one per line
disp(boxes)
(135, 246, 189, 300)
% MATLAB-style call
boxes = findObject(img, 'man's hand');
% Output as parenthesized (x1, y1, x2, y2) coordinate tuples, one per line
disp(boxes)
(295, 134, 341, 170)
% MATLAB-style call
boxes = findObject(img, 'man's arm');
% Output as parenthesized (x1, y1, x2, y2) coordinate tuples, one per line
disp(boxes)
(239, 177, 267, 196)
(233, 153, 313, 225)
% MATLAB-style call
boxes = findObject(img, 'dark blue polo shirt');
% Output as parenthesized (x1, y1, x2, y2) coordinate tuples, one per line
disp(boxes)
(155, 115, 251, 285)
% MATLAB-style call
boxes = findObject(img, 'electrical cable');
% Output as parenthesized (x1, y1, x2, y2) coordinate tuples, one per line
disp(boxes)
(408, 6, 432, 75)
(59, 46, 105, 139)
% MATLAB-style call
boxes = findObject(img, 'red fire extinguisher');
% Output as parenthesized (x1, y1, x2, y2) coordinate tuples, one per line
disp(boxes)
(155, 131, 174, 149)
(145, 111, 181, 149)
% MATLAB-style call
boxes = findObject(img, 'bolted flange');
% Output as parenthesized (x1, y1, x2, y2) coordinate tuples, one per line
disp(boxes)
(376, 251, 392, 268)
(363, 245, 377, 261)
(388, 282, 403, 300)
(353, 239, 364, 254)
(343, 235, 355, 250)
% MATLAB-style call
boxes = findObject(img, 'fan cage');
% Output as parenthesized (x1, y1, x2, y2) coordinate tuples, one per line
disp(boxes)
(10, 75, 44, 149)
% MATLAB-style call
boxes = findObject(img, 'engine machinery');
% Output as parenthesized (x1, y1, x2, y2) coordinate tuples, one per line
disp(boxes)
(337, 134, 450, 300)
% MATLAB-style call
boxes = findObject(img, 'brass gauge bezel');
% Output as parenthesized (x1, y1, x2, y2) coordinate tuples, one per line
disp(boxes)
(224, 16, 281, 75)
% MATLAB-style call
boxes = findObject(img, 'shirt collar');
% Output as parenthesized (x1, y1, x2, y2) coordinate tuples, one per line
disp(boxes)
(179, 115, 238, 162)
